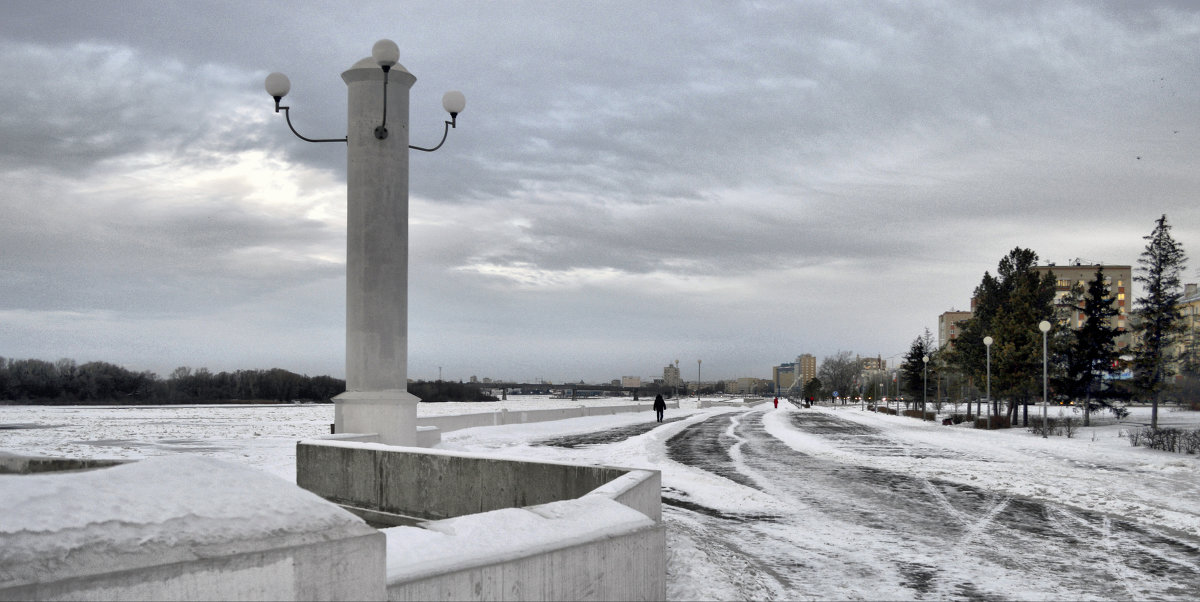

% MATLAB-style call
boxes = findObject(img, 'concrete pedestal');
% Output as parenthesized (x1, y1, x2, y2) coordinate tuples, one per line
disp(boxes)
(334, 390, 420, 446)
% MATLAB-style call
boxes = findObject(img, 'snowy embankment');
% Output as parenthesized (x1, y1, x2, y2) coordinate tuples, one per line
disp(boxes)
(3, 397, 1199, 600)
(764, 405, 1200, 538)
(0, 396, 730, 482)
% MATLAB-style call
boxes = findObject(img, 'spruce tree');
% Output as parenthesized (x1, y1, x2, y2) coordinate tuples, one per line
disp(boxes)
(952, 248, 1056, 424)
(1071, 267, 1120, 426)
(1133, 214, 1187, 429)
(900, 329, 936, 410)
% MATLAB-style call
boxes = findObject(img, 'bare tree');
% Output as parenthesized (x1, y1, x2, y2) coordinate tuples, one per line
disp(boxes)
(818, 351, 858, 403)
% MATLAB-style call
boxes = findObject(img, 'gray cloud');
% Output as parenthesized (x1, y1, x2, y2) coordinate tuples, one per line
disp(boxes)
(2, 1, 1200, 381)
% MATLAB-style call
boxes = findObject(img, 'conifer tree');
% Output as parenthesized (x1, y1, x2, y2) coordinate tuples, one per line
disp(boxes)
(900, 329, 936, 410)
(1133, 214, 1187, 429)
(952, 248, 1056, 424)
(1071, 267, 1121, 426)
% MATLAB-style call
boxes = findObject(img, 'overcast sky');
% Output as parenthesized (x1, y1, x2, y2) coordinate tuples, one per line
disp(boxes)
(2, 1, 1199, 384)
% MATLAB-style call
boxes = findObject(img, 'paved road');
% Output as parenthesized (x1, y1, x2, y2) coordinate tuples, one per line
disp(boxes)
(543, 408, 1200, 600)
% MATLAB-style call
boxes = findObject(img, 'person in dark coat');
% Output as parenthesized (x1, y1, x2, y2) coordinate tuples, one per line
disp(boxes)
(653, 393, 667, 422)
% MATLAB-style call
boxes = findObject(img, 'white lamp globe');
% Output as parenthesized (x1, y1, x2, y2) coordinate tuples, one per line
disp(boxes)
(983, 336, 993, 346)
(442, 90, 466, 115)
(264, 72, 291, 99)
(1039, 320, 1051, 333)
(372, 39, 400, 69)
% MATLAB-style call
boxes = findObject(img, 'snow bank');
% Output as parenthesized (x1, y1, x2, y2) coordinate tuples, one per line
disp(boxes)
(0, 455, 372, 586)
(383, 495, 654, 583)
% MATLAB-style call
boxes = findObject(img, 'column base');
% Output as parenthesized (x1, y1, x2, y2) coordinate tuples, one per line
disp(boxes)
(334, 390, 421, 447)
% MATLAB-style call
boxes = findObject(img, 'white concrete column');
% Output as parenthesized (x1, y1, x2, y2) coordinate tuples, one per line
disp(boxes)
(333, 57, 421, 446)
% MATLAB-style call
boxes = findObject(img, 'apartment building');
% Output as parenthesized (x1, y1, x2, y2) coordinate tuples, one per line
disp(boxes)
(774, 354, 818, 393)
(662, 363, 683, 388)
(1175, 283, 1200, 373)
(1036, 262, 1133, 349)
(798, 354, 817, 387)
(938, 310, 973, 349)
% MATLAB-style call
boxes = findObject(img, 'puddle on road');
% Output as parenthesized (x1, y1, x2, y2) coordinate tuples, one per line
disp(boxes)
(663, 496, 782, 523)
(0, 423, 65, 430)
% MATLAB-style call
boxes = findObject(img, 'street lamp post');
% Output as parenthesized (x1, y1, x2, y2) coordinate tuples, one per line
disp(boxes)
(922, 355, 929, 415)
(265, 39, 465, 446)
(983, 335, 993, 429)
(1040, 320, 1051, 438)
(893, 370, 898, 412)
(697, 359, 701, 401)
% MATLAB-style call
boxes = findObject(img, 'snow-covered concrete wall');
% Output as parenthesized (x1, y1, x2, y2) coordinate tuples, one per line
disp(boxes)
(296, 441, 665, 601)
(297, 440, 632, 522)
(415, 401, 679, 440)
(384, 495, 664, 601)
(0, 451, 125, 474)
(0, 456, 385, 601)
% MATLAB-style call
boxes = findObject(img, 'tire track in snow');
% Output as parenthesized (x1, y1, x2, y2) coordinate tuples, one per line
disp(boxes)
(665, 408, 1200, 600)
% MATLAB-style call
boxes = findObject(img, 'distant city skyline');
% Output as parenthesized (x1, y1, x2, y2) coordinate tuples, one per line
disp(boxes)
(2, 2, 1199, 383)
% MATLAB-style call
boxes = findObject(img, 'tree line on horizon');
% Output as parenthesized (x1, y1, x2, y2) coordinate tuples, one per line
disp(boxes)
(0, 359, 344, 405)
(0, 359, 517, 405)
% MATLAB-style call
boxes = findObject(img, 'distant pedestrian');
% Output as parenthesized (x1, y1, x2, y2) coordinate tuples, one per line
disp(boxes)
(773, 397, 779, 409)
(653, 393, 666, 422)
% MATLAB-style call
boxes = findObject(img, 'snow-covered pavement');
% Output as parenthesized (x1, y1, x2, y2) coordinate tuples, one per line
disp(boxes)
(3, 398, 1199, 600)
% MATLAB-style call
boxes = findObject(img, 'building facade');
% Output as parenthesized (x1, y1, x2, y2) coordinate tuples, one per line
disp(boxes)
(938, 310, 973, 349)
(727, 377, 768, 395)
(1174, 283, 1200, 374)
(798, 354, 816, 388)
(662, 363, 683, 388)
(774, 354, 817, 393)
(1036, 262, 1133, 350)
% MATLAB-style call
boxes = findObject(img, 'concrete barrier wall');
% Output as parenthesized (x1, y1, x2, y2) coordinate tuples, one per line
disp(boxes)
(1, 456, 386, 602)
(416, 401, 679, 436)
(3, 530, 386, 602)
(296, 441, 665, 601)
(586, 468, 663, 523)
(386, 518, 664, 601)
(298, 442, 629, 521)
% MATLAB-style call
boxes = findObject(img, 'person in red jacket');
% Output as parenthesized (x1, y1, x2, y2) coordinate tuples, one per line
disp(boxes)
(773, 397, 779, 409)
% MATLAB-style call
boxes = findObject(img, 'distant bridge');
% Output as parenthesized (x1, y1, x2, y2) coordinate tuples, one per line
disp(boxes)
(477, 381, 680, 399)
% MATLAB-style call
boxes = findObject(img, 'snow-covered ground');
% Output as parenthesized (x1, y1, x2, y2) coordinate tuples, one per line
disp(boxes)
(3, 397, 1198, 600)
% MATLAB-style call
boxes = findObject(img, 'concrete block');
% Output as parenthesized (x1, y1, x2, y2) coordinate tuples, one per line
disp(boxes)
(1, 456, 386, 601)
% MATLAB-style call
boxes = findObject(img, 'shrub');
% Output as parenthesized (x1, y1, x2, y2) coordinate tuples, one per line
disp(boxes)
(1027, 415, 1079, 438)
(974, 415, 1011, 429)
(1128, 426, 1200, 454)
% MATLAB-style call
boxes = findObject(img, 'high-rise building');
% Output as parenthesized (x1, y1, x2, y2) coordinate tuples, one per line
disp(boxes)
(663, 363, 683, 388)
(938, 310, 973, 349)
(798, 354, 817, 387)
(1175, 283, 1200, 373)
(772, 363, 797, 391)
(1036, 262, 1133, 349)
(774, 354, 817, 393)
